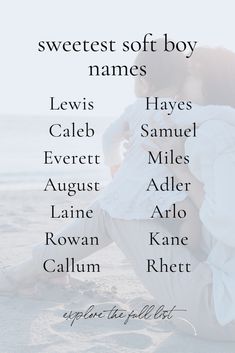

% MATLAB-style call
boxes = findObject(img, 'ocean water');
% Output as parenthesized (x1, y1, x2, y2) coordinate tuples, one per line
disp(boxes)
(1, 115, 112, 190)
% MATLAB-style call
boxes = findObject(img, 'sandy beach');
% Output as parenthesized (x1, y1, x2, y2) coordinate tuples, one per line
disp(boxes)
(0, 186, 234, 353)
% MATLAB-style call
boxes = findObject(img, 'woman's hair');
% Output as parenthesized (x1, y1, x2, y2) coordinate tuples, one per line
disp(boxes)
(190, 47, 235, 107)
(135, 38, 188, 95)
